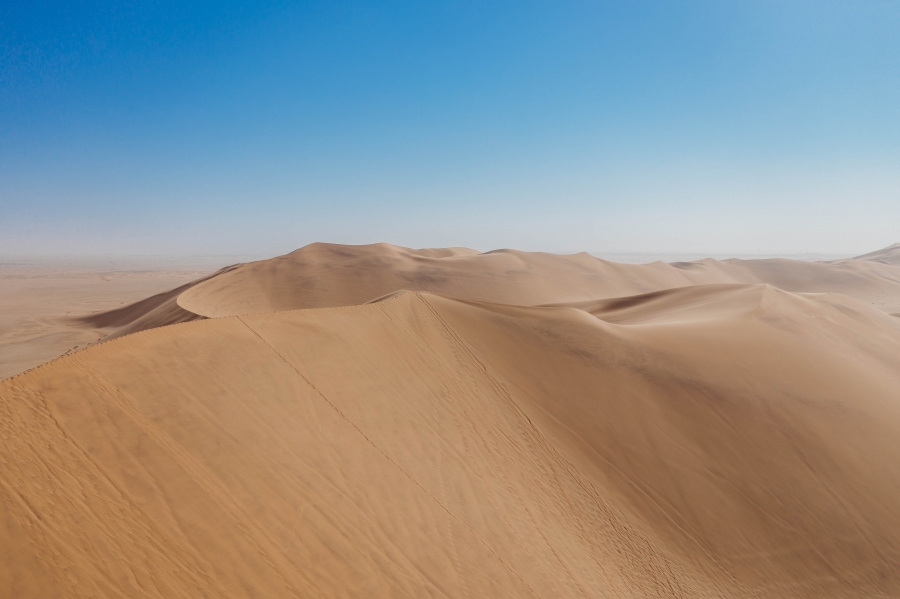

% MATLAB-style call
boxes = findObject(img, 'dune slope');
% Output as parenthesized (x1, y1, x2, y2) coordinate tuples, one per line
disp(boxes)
(702, 255, 900, 312)
(854, 242, 900, 267)
(3, 287, 900, 598)
(438, 286, 900, 597)
(0, 264, 217, 381)
(74, 279, 204, 338)
(73, 265, 242, 340)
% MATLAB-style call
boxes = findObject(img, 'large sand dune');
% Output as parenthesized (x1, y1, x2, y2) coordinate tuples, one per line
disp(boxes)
(2, 282, 900, 598)
(177, 242, 900, 317)
(66, 242, 900, 340)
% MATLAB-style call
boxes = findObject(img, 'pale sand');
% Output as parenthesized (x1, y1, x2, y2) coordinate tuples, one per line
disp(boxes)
(1, 244, 900, 598)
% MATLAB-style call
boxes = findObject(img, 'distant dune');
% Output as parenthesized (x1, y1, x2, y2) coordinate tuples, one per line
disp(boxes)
(70, 242, 900, 340)
(853, 242, 900, 266)
(2, 243, 900, 598)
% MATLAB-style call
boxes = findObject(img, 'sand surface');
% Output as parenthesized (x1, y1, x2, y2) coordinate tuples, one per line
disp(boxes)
(0, 260, 216, 380)
(2, 244, 900, 598)
(853, 242, 900, 267)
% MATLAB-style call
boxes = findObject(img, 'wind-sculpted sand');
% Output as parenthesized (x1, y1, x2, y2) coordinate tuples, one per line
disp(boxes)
(5, 243, 900, 378)
(2, 244, 900, 598)
(853, 242, 900, 267)
(0, 262, 215, 380)
(174, 243, 900, 319)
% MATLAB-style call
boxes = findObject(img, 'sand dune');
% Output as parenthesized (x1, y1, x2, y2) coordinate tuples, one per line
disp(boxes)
(0, 262, 218, 380)
(174, 242, 725, 317)
(853, 242, 900, 266)
(174, 242, 900, 318)
(3, 243, 900, 597)
(75, 280, 204, 337)
(438, 286, 900, 597)
(672, 255, 900, 313)
(73, 265, 240, 339)
(3, 283, 900, 598)
(63, 242, 900, 341)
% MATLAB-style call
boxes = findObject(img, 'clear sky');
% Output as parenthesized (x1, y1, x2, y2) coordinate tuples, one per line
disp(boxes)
(2, 1, 899, 256)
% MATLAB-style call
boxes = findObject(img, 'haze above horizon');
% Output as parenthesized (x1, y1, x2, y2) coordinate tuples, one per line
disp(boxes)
(2, 1, 899, 256)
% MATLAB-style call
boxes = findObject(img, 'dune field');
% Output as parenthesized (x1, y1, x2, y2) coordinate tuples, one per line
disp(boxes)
(2, 243, 900, 598)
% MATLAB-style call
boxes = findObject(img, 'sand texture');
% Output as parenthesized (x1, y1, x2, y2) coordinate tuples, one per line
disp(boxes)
(854, 243, 900, 267)
(2, 244, 900, 598)
(0, 262, 215, 380)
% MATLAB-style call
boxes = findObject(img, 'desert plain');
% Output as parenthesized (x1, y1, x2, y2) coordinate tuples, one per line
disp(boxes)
(2, 242, 900, 598)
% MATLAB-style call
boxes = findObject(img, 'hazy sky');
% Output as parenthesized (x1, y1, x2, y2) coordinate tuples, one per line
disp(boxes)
(2, 1, 899, 256)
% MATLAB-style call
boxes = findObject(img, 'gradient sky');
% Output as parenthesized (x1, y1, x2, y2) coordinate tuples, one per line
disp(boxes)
(2, 1, 899, 256)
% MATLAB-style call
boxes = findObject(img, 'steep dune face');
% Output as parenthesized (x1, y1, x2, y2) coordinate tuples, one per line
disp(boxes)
(74, 280, 204, 338)
(73, 265, 240, 340)
(549, 283, 767, 324)
(3, 289, 900, 598)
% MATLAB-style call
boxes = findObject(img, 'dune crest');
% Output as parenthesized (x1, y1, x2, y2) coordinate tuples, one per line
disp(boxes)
(72, 265, 241, 340)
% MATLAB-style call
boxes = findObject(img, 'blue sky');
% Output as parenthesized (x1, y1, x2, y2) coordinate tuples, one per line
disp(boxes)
(2, 1, 899, 256)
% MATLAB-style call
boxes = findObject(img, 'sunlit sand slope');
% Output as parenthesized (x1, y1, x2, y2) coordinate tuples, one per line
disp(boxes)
(3, 287, 900, 598)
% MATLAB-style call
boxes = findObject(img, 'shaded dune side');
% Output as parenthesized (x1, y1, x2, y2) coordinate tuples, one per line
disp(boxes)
(545, 283, 767, 325)
(3, 289, 900, 597)
(733, 257, 900, 299)
(72, 265, 241, 340)
(74, 281, 203, 340)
